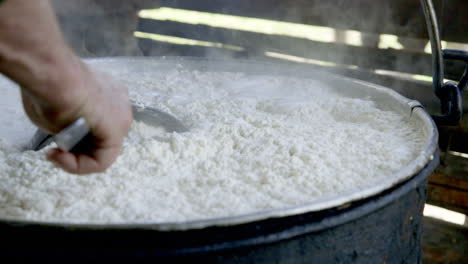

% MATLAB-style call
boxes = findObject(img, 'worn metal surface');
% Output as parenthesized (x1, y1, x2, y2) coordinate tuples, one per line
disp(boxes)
(0, 151, 438, 262)
(0, 58, 440, 262)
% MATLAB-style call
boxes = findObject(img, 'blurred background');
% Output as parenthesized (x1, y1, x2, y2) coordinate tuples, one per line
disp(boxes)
(51, 1, 467, 263)
(51, 0, 468, 112)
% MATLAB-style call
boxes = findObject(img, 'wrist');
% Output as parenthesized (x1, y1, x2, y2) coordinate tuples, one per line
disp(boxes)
(0, 0, 84, 98)
(19, 53, 92, 133)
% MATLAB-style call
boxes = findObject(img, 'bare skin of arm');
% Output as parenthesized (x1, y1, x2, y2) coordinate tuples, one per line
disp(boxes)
(0, 0, 133, 174)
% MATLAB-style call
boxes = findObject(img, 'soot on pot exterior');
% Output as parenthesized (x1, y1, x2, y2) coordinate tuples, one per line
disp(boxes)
(0, 151, 439, 263)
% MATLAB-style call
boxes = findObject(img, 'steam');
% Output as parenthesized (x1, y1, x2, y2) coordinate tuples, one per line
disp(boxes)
(51, 0, 464, 112)
(51, 0, 157, 57)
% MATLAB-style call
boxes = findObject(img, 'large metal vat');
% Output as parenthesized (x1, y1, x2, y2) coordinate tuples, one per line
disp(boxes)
(0, 57, 439, 263)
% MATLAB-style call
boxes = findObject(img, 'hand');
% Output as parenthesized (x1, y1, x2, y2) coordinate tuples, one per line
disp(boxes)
(0, 0, 132, 174)
(21, 60, 133, 174)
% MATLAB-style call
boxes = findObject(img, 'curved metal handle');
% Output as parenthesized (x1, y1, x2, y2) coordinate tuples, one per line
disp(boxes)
(27, 118, 90, 152)
(420, 0, 444, 96)
(54, 118, 90, 152)
(420, 0, 466, 126)
(443, 49, 468, 91)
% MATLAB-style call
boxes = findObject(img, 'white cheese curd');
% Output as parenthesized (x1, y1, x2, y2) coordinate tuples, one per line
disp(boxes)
(0, 66, 425, 223)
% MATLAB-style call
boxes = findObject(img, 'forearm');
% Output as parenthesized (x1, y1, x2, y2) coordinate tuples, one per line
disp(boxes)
(0, 0, 80, 96)
(0, 1, 133, 174)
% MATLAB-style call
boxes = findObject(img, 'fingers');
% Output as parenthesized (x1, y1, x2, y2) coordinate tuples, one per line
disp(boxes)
(46, 146, 121, 175)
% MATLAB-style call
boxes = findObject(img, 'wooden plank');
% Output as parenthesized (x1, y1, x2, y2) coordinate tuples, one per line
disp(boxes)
(430, 173, 468, 191)
(138, 19, 466, 80)
(428, 153, 468, 215)
(427, 184, 468, 215)
(138, 38, 246, 58)
(422, 217, 468, 264)
(440, 152, 468, 178)
(159, 0, 468, 43)
(438, 114, 468, 154)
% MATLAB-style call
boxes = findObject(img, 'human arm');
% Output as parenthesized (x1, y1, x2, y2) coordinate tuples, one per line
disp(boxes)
(0, 0, 133, 174)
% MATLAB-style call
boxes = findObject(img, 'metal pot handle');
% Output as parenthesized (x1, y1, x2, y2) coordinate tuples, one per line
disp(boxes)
(420, 0, 467, 126)
(437, 49, 468, 126)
